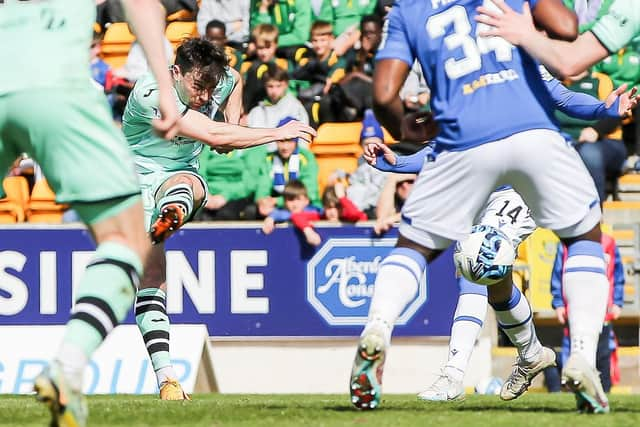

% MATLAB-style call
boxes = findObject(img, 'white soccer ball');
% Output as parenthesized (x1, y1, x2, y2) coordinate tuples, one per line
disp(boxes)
(453, 224, 516, 286)
(475, 376, 504, 395)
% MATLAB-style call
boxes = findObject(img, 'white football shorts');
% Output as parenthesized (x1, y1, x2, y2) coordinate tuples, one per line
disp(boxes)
(399, 129, 600, 250)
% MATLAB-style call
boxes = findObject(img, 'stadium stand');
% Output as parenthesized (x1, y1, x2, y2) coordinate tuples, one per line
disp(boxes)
(26, 179, 66, 223)
(101, 22, 136, 68)
(166, 21, 199, 50)
(0, 176, 29, 223)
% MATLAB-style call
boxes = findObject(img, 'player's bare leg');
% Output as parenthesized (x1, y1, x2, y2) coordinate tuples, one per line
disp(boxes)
(351, 235, 437, 409)
(35, 199, 150, 427)
(150, 174, 205, 244)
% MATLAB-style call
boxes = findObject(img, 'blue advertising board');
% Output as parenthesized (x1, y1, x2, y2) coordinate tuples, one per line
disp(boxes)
(0, 225, 458, 337)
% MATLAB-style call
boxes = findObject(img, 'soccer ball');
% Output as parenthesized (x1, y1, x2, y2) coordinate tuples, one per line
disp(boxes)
(453, 224, 516, 286)
(475, 377, 504, 395)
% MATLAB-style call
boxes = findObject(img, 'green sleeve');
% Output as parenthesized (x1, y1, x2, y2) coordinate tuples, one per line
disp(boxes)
(253, 154, 274, 201)
(590, 0, 640, 53)
(279, 1, 312, 47)
(250, 0, 272, 28)
(299, 150, 321, 207)
(318, 0, 334, 23)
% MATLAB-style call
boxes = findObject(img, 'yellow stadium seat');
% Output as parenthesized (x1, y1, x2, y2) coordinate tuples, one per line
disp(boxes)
(315, 153, 361, 196)
(101, 22, 136, 68)
(166, 9, 196, 23)
(0, 176, 30, 223)
(314, 122, 395, 146)
(166, 21, 198, 49)
(27, 179, 66, 224)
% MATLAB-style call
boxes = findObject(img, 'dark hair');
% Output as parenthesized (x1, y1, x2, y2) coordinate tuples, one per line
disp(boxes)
(311, 20, 333, 37)
(283, 180, 308, 200)
(322, 186, 340, 208)
(262, 62, 289, 83)
(205, 19, 226, 34)
(360, 14, 382, 30)
(175, 38, 228, 87)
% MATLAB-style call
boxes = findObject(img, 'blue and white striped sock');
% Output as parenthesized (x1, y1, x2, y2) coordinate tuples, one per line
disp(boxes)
(563, 240, 608, 367)
(445, 278, 488, 382)
(364, 247, 427, 346)
(490, 285, 542, 363)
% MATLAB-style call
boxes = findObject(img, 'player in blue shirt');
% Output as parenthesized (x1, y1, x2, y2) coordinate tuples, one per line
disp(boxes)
(363, 75, 637, 403)
(349, 0, 611, 414)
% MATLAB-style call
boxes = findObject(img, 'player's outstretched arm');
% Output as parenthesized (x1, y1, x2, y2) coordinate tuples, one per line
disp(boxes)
(475, 1, 608, 78)
(373, 59, 410, 140)
(178, 109, 316, 149)
(364, 141, 432, 174)
(122, 0, 180, 139)
(222, 68, 244, 125)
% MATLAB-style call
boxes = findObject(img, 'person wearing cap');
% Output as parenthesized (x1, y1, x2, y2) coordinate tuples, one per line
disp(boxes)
(346, 109, 389, 218)
(254, 117, 321, 218)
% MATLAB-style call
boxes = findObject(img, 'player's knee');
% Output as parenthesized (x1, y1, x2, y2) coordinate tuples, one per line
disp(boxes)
(396, 234, 438, 262)
(561, 223, 602, 245)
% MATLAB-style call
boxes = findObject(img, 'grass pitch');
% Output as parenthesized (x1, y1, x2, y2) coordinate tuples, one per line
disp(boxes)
(1, 393, 640, 426)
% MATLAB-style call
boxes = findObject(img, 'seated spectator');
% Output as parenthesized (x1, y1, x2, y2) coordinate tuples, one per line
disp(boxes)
(250, 0, 312, 55)
(196, 149, 258, 221)
(374, 173, 416, 236)
(247, 64, 309, 130)
(203, 20, 244, 71)
(90, 31, 113, 90)
(197, 0, 250, 47)
(285, 181, 368, 246)
(262, 180, 323, 246)
(554, 70, 627, 202)
(347, 110, 389, 218)
(254, 117, 320, 217)
(400, 61, 430, 113)
(318, 0, 377, 55)
(292, 21, 346, 125)
(339, 14, 383, 119)
(241, 24, 290, 111)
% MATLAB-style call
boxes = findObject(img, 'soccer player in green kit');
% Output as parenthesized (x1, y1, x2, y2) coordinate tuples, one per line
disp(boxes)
(122, 37, 315, 400)
(0, 1, 180, 426)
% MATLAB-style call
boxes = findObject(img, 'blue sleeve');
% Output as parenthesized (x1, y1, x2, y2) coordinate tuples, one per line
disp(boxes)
(375, 4, 414, 66)
(373, 145, 433, 173)
(545, 77, 620, 120)
(613, 245, 625, 307)
(550, 243, 565, 308)
(269, 209, 291, 223)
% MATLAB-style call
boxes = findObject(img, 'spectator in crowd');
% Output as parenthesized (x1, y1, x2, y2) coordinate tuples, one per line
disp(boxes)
(241, 24, 290, 111)
(284, 181, 368, 246)
(196, 149, 258, 221)
(197, 0, 251, 46)
(347, 110, 389, 218)
(90, 31, 113, 90)
(115, 31, 174, 83)
(203, 20, 244, 71)
(373, 172, 416, 236)
(247, 64, 309, 129)
(250, 0, 312, 54)
(262, 180, 323, 246)
(97, 0, 197, 28)
(254, 117, 320, 218)
(339, 14, 384, 118)
(400, 61, 430, 113)
(550, 227, 625, 392)
(554, 70, 627, 202)
(318, 0, 377, 55)
(293, 20, 346, 126)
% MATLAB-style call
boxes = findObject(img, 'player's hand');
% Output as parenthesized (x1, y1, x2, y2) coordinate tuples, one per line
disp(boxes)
(609, 304, 622, 320)
(364, 141, 397, 168)
(153, 91, 181, 140)
(276, 121, 317, 145)
(605, 84, 639, 117)
(475, 0, 535, 46)
(555, 306, 567, 325)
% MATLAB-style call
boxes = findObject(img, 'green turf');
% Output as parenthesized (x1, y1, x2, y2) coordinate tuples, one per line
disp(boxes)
(1, 393, 639, 426)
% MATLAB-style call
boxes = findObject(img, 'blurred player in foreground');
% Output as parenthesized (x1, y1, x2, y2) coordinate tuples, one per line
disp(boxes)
(0, 0, 179, 426)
